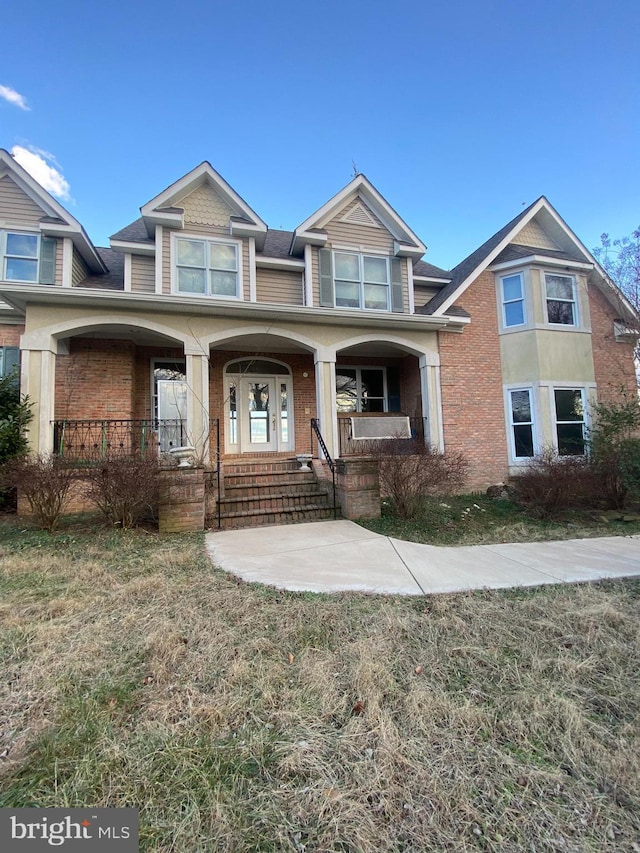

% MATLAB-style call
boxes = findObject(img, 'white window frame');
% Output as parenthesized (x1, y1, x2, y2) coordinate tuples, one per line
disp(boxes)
(333, 251, 390, 311)
(506, 387, 537, 462)
(545, 272, 578, 327)
(171, 233, 243, 300)
(552, 387, 587, 456)
(1, 230, 41, 283)
(336, 366, 388, 413)
(500, 272, 526, 328)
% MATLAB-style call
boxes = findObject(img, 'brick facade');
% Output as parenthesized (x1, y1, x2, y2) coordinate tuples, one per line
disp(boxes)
(0, 325, 24, 346)
(589, 283, 638, 403)
(55, 338, 136, 420)
(438, 270, 510, 491)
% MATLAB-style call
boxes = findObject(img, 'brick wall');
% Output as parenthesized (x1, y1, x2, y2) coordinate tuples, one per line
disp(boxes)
(589, 284, 637, 403)
(55, 338, 136, 420)
(438, 271, 509, 491)
(0, 324, 24, 346)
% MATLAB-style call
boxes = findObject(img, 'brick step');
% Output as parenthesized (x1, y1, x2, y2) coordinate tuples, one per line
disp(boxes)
(219, 490, 332, 513)
(213, 504, 336, 530)
(224, 479, 321, 498)
(224, 471, 315, 488)
(223, 459, 303, 476)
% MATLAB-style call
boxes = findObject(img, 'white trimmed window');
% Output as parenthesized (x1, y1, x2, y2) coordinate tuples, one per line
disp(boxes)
(174, 237, 240, 298)
(319, 248, 404, 312)
(554, 388, 586, 455)
(501, 273, 525, 327)
(545, 273, 577, 325)
(1, 231, 56, 284)
(508, 388, 535, 459)
(334, 252, 390, 310)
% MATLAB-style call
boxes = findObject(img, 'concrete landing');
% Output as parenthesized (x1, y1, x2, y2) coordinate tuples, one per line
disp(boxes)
(205, 520, 640, 596)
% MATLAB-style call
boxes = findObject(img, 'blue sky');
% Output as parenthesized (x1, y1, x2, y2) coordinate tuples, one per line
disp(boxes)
(1, 0, 638, 270)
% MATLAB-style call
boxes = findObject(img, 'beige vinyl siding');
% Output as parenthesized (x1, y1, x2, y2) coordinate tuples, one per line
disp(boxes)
(0, 175, 44, 225)
(256, 268, 304, 305)
(72, 248, 89, 285)
(131, 255, 155, 293)
(53, 240, 63, 286)
(323, 198, 395, 254)
(413, 284, 441, 308)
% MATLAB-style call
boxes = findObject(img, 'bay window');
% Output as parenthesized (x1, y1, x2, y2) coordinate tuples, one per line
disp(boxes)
(501, 273, 525, 327)
(546, 273, 576, 325)
(554, 389, 586, 455)
(508, 388, 535, 459)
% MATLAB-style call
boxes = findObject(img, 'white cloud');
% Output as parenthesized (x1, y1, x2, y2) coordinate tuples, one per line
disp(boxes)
(0, 84, 29, 110)
(11, 145, 71, 201)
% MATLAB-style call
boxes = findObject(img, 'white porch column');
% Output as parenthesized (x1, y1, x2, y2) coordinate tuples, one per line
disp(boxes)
(20, 346, 57, 455)
(313, 353, 338, 459)
(185, 351, 210, 464)
(419, 352, 444, 452)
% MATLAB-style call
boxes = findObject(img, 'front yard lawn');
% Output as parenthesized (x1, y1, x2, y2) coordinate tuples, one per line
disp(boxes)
(359, 493, 640, 546)
(1, 516, 639, 851)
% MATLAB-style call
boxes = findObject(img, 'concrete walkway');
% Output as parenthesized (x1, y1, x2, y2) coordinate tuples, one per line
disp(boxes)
(205, 520, 640, 595)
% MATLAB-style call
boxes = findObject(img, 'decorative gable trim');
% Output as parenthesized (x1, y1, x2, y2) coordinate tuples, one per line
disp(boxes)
(291, 174, 426, 257)
(140, 161, 267, 249)
(339, 201, 380, 228)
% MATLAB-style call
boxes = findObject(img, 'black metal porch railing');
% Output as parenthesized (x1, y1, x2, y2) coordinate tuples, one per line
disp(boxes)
(337, 415, 428, 457)
(310, 418, 338, 520)
(52, 419, 188, 461)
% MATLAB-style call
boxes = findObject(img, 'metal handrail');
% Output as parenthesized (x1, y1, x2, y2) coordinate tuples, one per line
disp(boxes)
(310, 418, 337, 519)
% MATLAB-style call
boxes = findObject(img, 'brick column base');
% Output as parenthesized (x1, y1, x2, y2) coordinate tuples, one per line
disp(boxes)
(335, 457, 380, 520)
(158, 467, 205, 533)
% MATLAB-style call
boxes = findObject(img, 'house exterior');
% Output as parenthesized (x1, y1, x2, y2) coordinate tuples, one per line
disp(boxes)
(0, 148, 637, 504)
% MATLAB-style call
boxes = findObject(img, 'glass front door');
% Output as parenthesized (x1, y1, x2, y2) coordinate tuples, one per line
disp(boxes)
(240, 376, 277, 452)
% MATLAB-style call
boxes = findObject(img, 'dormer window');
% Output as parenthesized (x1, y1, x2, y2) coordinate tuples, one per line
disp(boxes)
(174, 236, 240, 298)
(318, 248, 404, 312)
(545, 273, 577, 325)
(1, 231, 56, 284)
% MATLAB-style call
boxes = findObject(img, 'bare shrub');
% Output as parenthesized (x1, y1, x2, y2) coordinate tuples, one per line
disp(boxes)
(375, 439, 468, 519)
(512, 450, 597, 518)
(85, 454, 161, 529)
(1, 454, 75, 532)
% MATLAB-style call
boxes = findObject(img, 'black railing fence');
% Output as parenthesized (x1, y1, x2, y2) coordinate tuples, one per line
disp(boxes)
(310, 418, 337, 519)
(52, 419, 188, 461)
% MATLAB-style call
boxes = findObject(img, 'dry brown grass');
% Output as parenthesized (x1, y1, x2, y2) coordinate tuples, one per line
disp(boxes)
(1, 516, 639, 852)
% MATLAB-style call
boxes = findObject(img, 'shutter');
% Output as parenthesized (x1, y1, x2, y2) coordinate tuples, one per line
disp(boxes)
(39, 237, 56, 284)
(390, 258, 404, 313)
(2, 346, 19, 377)
(318, 248, 334, 307)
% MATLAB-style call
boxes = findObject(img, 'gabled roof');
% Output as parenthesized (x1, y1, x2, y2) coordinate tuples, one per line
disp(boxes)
(423, 196, 640, 326)
(139, 161, 268, 249)
(291, 174, 427, 258)
(0, 149, 106, 273)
